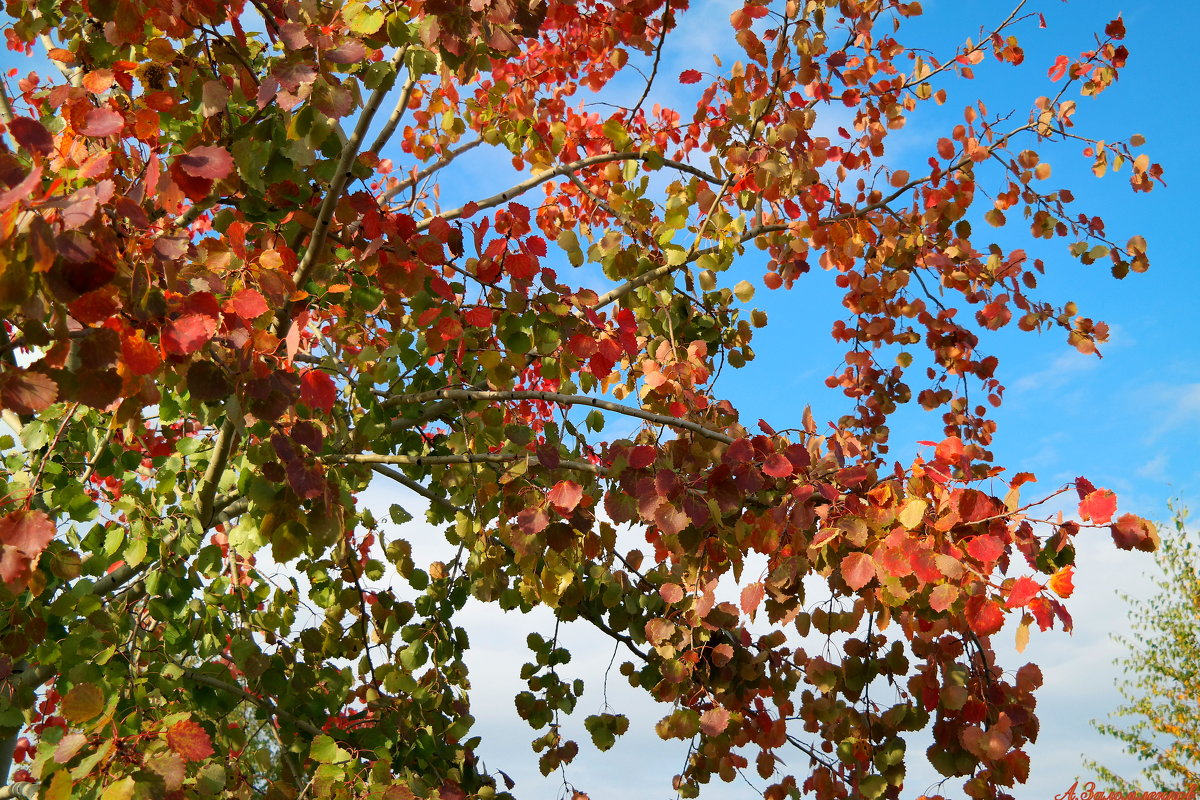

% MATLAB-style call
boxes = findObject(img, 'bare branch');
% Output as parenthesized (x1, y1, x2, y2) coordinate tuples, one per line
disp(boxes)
(369, 464, 457, 513)
(366, 60, 420, 157)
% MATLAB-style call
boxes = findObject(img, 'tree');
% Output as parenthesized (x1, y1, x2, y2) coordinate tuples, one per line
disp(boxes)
(1087, 506, 1199, 794)
(0, 0, 1165, 798)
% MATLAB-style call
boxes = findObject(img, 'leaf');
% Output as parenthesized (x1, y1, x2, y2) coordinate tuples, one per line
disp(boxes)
(146, 752, 186, 790)
(300, 369, 337, 413)
(0, 509, 54, 553)
(54, 732, 88, 763)
(177, 146, 235, 180)
(229, 288, 268, 320)
(965, 594, 1004, 636)
(762, 453, 793, 478)
(739, 581, 764, 616)
(733, 280, 755, 302)
(679, 69, 702, 84)
(1078, 488, 1117, 524)
(934, 436, 964, 464)
(929, 584, 959, 612)
(81, 107, 123, 137)
(547, 480, 583, 514)
(1047, 54, 1070, 82)
(627, 445, 656, 469)
(121, 330, 162, 375)
(699, 706, 730, 737)
(966, 535, 1004, 563)
(1014, 618, 1030, 653)
(840, 552, 876, 590)
(659, 583, 684, 604)
(62, 683, 105, 723)
(896, 499, 927, 529)
(166, 718, 215, 762)
(161, 313, 217, 356)
(0, 368, 58, 413)
(99, 777, 135, 800)
(8, 116, 54, 156)
(1004, 576, 1042, 608)
(1048, 565, 1075, 598)
(1110, 513, 1159, 552)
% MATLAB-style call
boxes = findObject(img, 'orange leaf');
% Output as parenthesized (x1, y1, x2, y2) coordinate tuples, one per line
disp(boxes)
(166, 719, 214, 762)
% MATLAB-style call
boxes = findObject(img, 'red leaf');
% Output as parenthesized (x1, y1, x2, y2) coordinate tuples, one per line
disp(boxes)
(177, 146, 234, 180)
(0, 547, 33, 592)
(679, 69, 702, 84)
(627, 445, 656, 469)
(462, 306, 492, 327)
(161, 313, 217, 356)
(81, 107, 124, 137)
(1105, 16, 1125, 40)
(739, 581, 764, 616)
(840, 552, 876, 590)
(1005, 576, 1042, 608)
(1110, 513, 1159, 552)
(0, 369, 58, 413)
(547, 480, 583, 514)
(229, 288, 268, 320)
(1078, 488, 1117, 524)
(8, 116, 53, 156)
(966, 535, 1004, 563)
(1048, 55, 1070, 82)
(1074, 476, 1096, 500)
(0, 509, 55, 554)
(762, 453, 793, 478)
(166, 719, 214, 762)
(965, 594, 1004, 635)
(300, 369, 337, 413)
(699, 706, 730, 737)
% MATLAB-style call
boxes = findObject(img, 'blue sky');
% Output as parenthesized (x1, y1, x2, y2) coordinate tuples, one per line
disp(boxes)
(3, 0, 1197, 797)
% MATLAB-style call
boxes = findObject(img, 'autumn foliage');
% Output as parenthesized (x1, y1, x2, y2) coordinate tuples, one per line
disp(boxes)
(0, 0, 1164, 799)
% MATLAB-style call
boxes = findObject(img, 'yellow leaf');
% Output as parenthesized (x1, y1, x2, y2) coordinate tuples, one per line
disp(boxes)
(1015, 619, 1031, 653)
(100, 776, 136, 800)
(62, 683, 105, 724)
(896, 499, 927, 529)
(733, 280, 755, 302)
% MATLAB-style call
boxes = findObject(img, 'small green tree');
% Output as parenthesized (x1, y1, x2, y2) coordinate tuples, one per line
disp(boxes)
(1088, 506, 1200, 792)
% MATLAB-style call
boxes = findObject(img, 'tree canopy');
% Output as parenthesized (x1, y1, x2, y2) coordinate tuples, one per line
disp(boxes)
(1087, 506, 1198, 794)
(0, 1, 1164, 799)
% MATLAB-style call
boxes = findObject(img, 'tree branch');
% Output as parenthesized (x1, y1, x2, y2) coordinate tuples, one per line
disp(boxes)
(382, 138, 483, 203)
(387, 388, 733, 444)
(196, 396, 241, 527)
(369, 464, 457, 513)
(416, 151, 720, 231)
(273, 45, 408, 337)
(365, 60, 420, 158)
(333, 452, 605, 475)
